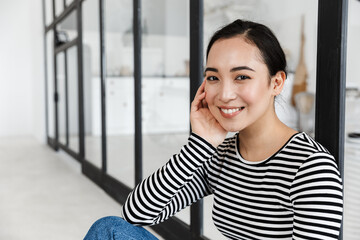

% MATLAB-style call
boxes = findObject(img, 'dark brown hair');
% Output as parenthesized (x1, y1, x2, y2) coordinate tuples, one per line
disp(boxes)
(206, 19, 287, 77)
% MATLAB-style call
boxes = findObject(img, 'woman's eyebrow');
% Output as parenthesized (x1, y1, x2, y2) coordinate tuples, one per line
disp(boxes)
(204, 66, 255, 75)
(204, 67, 218, 73)
(230, 66, 255, 72)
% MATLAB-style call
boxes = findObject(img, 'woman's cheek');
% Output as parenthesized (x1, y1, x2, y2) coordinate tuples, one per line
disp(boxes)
(239, 85, 257, 104)
(205, 89, 216, 107)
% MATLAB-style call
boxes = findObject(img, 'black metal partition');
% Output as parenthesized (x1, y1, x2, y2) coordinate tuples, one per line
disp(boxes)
(189, 0, 204, 239)
(76, 0, 85, 161)
(44, 0, 82, 161)
(316, 0, 347, 179)
(315, 0, 348, 237)
(133, 0, 142, 186)
(42, 0, 347, 239)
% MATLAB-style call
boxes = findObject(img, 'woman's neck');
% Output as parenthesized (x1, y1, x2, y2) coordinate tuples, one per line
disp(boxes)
(238, 113, 297, 162)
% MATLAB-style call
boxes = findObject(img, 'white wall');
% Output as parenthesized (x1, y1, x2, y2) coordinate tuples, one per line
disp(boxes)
(0, 0, 45, 142)
(347, 0, 360, 89)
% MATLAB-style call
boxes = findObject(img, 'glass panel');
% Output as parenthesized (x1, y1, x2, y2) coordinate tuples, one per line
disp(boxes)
(56, 10, 77, 45)
(67, 46, 79, 152)
(105, 0, 135, 188)
(46, 30, 55, 138)
(141, 0, 190, 224)
(45, 0, 53, 26)
(57, 52, 66, 145)
(203, 0, 318, 238)
(344, 0, 360, 239)
(55, 0, 64, 17)
(82, 0, 102, 168)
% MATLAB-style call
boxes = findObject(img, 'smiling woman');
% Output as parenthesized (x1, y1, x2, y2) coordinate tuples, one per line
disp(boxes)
(85, 19, 343, 240)
(201, 21, 291, 156)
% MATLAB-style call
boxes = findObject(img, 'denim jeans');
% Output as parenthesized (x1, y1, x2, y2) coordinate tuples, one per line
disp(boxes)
(84, 216, 159, 240)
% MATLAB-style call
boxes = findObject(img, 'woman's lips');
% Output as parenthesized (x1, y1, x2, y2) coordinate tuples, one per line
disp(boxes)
(219, 106, 245, 118)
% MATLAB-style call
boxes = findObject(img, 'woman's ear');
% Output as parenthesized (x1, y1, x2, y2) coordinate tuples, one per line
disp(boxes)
(271, 71, 286, 96)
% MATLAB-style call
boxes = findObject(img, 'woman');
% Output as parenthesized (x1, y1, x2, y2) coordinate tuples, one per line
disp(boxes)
(85, 19, 343, 240)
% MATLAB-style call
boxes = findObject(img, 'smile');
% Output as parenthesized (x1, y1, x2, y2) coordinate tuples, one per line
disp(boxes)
(219, 107, 245, 118)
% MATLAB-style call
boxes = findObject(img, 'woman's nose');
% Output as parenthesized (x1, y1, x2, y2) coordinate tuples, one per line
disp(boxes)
(219, 81, 237, 102)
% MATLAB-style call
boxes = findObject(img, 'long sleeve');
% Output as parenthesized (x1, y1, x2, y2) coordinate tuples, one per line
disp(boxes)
(121, 133, 216, 226)
(291, 152, 343, 240)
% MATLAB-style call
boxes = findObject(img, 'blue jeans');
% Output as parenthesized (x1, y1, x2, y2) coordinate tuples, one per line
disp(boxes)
(84, 216, 159, 240)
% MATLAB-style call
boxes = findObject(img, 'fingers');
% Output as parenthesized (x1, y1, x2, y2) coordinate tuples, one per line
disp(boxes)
(191, 91, 206, 112)
(195, 79, 206, 98)
(191, 80, 207, 112)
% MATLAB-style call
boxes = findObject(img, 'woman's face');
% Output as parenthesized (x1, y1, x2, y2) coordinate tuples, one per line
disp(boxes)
(204, 36, 278, 132)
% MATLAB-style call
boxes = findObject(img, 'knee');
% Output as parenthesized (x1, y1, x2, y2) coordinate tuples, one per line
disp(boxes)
(91, 216, 126, 230)
(84, 216, 126, 240)
(85, 216, 158, 240)
(94, 216, 122, 224)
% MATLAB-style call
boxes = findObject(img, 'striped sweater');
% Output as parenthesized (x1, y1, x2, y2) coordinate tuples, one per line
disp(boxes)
(122, 132, 343, 240)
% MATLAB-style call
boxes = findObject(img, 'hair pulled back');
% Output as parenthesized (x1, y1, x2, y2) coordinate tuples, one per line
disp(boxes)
(206, 19, 287, 77)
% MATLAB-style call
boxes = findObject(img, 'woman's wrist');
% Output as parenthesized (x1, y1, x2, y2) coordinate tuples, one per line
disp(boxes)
(190, 131, 224, 149)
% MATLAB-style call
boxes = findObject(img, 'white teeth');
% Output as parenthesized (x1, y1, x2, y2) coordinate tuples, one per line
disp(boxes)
(221, 108, 241, 114)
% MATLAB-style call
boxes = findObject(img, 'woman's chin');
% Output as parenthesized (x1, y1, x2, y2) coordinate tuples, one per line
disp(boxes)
(213, 113, 245, 133)
(220, 123, 243, 133)
(226, 128, 241, 133)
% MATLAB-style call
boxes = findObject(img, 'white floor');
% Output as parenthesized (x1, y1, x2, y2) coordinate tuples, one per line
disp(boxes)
(0, 136, 163, 240)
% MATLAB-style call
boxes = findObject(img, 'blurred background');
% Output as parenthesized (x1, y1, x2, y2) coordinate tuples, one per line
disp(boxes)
(0, 0, 359, 239)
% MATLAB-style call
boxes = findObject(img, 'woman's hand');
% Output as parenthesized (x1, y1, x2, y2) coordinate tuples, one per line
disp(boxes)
(190, 80, 227, 148)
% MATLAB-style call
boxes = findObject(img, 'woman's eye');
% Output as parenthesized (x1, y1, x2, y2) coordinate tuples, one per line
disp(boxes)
(206, 76, 218, 81)
(236, 75, 250, 80)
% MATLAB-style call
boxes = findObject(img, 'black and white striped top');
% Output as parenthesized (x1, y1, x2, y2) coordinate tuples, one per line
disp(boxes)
(122, 132, 343, 240)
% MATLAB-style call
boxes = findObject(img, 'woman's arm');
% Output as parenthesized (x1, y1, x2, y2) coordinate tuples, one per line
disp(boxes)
(122, 80, 226, 225)
(121, 133, 216, 225)
(291, 152, 343, 239)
